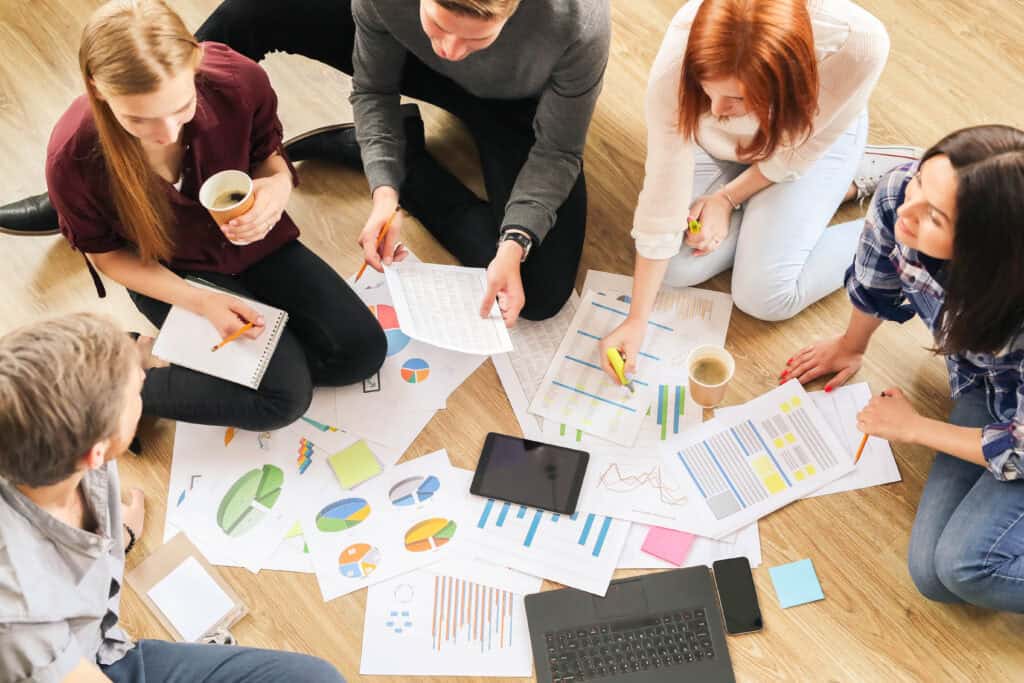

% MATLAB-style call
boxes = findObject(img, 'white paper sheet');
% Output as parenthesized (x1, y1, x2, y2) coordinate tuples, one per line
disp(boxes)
(577, 451, 695, 530)
(660, 381, 856, 538)
(426, 556, 543, 596)
(384, 262, 514, 355)
(147, 556, 236, 642)
(361, 571, 532, 677)
(466, 494, 631, 596)
(493, 293, 579, 439)
(721, 382, 901, 497)
(301, 450, 468, 601)
(616, 523, 762, 570)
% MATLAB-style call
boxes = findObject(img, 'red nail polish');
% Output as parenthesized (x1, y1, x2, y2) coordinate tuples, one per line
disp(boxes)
(786, 358, 793, 365)
(825, 385, 833, 392)
(781, 370, 788, 378)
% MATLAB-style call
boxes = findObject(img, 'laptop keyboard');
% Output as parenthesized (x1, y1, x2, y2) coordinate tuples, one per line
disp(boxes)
(544, 607, 715, 681)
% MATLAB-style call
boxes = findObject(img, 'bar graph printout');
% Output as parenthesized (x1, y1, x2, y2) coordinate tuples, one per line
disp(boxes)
(528, 291, 675, 446)
(467, 494, 630, 596)
(665, 380, 856, 539)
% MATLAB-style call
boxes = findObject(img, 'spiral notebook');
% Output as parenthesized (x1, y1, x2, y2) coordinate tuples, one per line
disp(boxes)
(152, 279, 288, 389)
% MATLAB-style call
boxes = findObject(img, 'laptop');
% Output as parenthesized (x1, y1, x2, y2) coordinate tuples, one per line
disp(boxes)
(525, 566, 735, 683)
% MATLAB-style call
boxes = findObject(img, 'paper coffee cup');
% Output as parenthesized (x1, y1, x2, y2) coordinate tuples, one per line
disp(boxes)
(686, 344, 736, 408)
(199, 170, 255, 244)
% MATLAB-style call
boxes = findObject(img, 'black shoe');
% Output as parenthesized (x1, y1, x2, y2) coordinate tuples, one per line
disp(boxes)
(0, 192, 60, 236)
(283, 103, 425, 167)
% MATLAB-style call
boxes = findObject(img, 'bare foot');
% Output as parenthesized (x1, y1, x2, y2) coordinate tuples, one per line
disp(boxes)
(135, 335, 169, 371)
(122, 487, 145, 547)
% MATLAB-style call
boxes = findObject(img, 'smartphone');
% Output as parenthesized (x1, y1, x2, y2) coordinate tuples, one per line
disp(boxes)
(470, 432, 589, 514)
(712, 557, 763, 635)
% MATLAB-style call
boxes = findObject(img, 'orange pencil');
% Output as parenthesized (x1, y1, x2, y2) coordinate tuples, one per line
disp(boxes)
(854, 433, 868, 464)
(355, 206, 400, 282)
(211, 321, 255, 352)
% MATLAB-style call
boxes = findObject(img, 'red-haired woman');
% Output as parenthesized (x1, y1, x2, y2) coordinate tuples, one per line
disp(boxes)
(602, 0, 913, 376)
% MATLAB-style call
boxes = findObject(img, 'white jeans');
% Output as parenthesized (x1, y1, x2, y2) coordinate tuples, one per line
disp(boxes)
(664, 110, 869, 321)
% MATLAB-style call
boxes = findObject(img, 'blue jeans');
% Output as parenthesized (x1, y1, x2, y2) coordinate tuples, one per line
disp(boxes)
(664, 111, 869, 322)
(102, 639, 345, 683)
(907, 391, 1024, 612)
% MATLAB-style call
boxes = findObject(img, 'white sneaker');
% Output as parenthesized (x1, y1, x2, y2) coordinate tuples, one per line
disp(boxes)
(853, 144, 924, 203)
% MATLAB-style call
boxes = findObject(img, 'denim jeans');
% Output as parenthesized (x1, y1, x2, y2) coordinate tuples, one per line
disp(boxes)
(196, 0, 587, 321)
(102, 639, 344, 683)
(664, 110, 869, 322)
(907, 389, 1024, 613)
(131, 241, 386, 431)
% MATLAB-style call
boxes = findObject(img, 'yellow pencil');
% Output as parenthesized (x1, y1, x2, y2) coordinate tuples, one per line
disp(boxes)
(355, 207, 400, 282)
(211, 322, 255, 352)
(854, 433, 868, 464)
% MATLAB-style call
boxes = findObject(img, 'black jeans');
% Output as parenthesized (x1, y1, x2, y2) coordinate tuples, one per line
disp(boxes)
(132, 241, 386, 431)
(196, 0, 587, 320)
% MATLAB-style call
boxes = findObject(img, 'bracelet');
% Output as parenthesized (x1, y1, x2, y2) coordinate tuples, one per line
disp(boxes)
(720, 189, 742, 210)
(123, 523, 137, 555)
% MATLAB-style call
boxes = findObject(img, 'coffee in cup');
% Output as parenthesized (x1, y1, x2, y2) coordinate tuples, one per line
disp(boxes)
(686, 344, 736, 408)
(199, 169, 255, 244)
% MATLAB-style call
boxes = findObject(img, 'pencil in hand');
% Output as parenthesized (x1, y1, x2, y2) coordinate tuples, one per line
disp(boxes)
(854, 433, 868, 464)
(355, 206, 400, 282)
(211, 321, 255, 352)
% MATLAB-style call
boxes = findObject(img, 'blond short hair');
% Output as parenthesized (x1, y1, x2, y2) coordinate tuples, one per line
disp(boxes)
(434, 0, 521, 20)
(0, 313, 137, 487)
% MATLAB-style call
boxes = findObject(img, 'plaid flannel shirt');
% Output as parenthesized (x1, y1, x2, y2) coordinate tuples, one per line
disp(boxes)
(845, 163, 1023, 481)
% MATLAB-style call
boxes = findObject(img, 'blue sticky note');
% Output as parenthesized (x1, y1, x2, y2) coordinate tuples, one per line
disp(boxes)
(768, 558, 824, 609)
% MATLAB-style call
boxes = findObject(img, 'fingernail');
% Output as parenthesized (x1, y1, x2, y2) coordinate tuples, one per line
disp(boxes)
(825, 385, 833, 393)
(786, 357, 793, 365)
(780, 370, 788, 379)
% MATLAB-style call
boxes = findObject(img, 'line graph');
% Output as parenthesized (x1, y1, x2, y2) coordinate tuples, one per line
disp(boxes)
(596, 462, 689, 507)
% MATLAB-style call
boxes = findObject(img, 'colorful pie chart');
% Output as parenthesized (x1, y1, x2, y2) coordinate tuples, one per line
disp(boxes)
(338, 543, 381, 578)
(216, 465, 284, 538)
(369, 304, 410, 357)
(400, 358, 430, 384)
(404, 518, 457, 552)
(389, 475, 440, 506)
(316, 498, 371, 532)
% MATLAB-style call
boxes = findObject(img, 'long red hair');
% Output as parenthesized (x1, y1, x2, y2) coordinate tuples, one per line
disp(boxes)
(679, 0, 818, 161)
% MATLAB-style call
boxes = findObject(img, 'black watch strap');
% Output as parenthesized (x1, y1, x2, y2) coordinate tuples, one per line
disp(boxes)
(499, 228, 534, 262)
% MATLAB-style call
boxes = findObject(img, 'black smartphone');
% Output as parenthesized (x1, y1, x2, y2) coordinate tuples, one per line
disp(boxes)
(712, 557, 763, 635)
(470, 432, 589, 514)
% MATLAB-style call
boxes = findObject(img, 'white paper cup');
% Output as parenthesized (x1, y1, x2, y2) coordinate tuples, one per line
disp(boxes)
(686, 344, 736, 408)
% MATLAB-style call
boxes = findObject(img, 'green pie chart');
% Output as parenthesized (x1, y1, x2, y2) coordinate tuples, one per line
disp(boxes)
(217, 464, 284, 538)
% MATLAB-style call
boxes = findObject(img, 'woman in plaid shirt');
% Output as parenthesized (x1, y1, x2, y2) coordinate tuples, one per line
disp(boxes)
(784, 124, 1024, 613)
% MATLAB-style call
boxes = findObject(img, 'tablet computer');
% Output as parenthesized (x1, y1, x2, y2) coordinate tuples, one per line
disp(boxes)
(470, 432, 589, 515)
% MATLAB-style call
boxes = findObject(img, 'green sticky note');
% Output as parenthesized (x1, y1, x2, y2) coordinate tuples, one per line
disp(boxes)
(328, 440, 382, 489)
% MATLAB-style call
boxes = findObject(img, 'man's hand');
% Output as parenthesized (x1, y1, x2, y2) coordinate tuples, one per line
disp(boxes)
(480, 241, 526, 327)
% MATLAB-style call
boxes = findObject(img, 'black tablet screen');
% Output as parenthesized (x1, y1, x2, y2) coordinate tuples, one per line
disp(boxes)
(471, 433, 589, 514)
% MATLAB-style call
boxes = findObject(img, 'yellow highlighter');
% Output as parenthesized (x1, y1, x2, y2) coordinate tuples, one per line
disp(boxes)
(605, 347, 636, 394)
(688, 217, 702, 234)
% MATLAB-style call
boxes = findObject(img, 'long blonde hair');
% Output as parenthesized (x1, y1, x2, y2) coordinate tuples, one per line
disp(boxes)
(80, 0, 201, 262)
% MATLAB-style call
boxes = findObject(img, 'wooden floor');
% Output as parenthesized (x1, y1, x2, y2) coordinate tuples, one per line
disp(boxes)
(3, 1, 1024, 680)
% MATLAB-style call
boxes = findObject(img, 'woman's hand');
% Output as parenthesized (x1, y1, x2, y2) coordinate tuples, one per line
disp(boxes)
(857, 387, 924, 443)
(599, 317, 647, 382)
(358, 186, 407, 272)
(199, 292, 265, 341)
(782, 334, 865, 390)
(223, 174, 292, 245)
(480, 241, 526, 327)
(684, 192, 734, 256)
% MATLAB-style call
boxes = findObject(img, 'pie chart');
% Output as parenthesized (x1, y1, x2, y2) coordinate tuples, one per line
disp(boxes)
(316, 498, 371, 532)
(338, 543, 381, 578)
(217, 464, 284, 538)
(404, 518, 457, 552)
(389, 475, 440, 506)
(400, 358, 430, 384)
(369, 304, 410, 357)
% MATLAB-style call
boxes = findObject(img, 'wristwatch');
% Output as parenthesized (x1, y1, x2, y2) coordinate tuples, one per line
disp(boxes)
(499, 227, 535, 263)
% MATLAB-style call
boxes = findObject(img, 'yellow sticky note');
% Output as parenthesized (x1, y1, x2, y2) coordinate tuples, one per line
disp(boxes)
(328, 440, 382, 489)
(785, 433, 796, 444)
(764, 474, 786, 494)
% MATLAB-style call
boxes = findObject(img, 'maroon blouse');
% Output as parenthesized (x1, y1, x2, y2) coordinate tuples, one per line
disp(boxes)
(46, 42, 299, 276)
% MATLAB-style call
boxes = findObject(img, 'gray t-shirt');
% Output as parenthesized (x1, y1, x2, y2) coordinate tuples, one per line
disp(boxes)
(0, 463, 132, 683)
(351, 0, 611, 241)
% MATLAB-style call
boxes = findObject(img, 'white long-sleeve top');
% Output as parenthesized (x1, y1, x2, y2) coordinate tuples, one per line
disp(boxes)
(632, 0, 889, 260)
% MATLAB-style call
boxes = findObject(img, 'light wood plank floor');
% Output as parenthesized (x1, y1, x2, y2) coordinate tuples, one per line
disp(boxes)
(2, 1, 1023, 680)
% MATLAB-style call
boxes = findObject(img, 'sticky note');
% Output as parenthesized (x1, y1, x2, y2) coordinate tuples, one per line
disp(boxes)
(769, 558, 824, 608)
(641, 526, 696, 566)
(328, 440, 382, 489)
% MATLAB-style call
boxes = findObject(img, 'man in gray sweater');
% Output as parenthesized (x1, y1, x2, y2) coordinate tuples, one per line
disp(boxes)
(193, 0, 611, 323)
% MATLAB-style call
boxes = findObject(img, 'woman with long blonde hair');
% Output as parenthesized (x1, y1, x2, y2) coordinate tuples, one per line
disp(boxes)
(601, 0, 913, 378)
(45, 0, 386, 431)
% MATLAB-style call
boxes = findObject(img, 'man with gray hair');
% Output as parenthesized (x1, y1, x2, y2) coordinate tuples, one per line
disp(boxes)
(0, 313, 344, 682)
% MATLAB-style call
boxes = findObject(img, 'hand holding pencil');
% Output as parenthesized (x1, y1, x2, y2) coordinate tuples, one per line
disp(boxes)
(357, 190, 406, 278)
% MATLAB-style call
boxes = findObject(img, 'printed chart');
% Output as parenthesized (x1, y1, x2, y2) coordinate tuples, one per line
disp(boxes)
(468, 495, 629, 596)
(362, 572, 532, 677)
(667, 381, 855, 538)
(369, 303, 411, 357)
(577, 453, 691, 529)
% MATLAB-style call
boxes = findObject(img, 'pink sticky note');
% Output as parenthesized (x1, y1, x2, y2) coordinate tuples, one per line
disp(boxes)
(641, 526, 696, 566)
